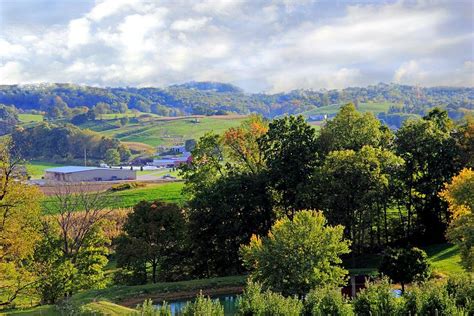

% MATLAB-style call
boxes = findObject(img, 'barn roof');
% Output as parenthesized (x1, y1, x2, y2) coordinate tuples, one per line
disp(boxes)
(45, 166, 102, 173)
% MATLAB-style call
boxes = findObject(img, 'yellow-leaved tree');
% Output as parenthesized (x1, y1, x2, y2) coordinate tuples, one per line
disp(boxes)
(439, 168, 474, 271)
(0, 138, 42, 306)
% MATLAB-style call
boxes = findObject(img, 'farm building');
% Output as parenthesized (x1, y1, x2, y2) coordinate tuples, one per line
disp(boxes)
(44, 166, 136, 182)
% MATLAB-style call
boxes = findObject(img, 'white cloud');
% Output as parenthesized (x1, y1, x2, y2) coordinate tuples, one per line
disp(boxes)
(0, 0, 472, 91)
(170, 17, 210, 32)
(68, 18, 91, 48)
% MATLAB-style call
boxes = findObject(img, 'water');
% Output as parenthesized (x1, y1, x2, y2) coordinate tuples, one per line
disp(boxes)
(156, 295, 239, 316)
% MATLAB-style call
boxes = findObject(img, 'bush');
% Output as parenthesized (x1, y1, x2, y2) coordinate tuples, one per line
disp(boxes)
(181, 291, 224, 316)
(136, 299, 171, 315)
(445, 273, 474, 313)
(419, 282, 459, 316)
(108, 182, 145, 192)
(400, 285, 423, 316)
(353, 277, 401, 316)
(237, 281, 304, 316)
(305, 286, 353, 316)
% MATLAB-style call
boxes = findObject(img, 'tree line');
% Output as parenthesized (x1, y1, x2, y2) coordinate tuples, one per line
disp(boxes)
(1, 82, 472, 119)
(10, 122, 131, 163)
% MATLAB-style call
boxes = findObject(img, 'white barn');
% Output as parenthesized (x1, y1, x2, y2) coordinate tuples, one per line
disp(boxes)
(45, 166, 136, 182)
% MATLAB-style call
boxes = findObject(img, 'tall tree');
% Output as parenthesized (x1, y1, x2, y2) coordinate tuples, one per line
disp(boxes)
(396, 108, 462, 241)
(187, 172, 274, 277)
(115, 201, 187, 283)
(316, 103, 389, 156)
(315, 146, 403, 252)
(258, 115, 318, 218)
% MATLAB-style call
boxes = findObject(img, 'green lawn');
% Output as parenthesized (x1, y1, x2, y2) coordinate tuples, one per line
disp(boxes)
(18, 113, 43, 123)
(346, 243, 465, 276)
(26, 161, 65, 179)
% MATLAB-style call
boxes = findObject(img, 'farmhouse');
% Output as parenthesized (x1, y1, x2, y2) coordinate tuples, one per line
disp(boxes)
(152, 154, 191, 168)
(44, 166, 136, 182)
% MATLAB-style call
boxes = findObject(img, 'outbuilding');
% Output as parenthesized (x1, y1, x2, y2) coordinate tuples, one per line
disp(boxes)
(44, 166, 136, 182)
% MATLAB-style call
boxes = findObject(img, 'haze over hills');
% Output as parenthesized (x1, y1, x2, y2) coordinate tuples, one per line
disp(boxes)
(0, 81, 473, 120)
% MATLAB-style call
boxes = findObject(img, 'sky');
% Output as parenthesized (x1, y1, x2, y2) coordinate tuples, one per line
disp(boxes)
(0, 0, 473, 93)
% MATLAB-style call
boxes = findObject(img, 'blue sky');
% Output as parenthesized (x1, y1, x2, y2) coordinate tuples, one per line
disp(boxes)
(0, 0, 473, 92)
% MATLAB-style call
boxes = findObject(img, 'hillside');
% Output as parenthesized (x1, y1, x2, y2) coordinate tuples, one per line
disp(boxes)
(1, 82, 472, 119)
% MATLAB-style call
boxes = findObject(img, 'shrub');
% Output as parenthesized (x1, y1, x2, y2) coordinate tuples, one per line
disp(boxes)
(400, 284, 423, 316)
(446, 273, 474, 313)
(419, 282, 458, 316)
(353, 277, 401, 316)
(305, 286, 353, 316)
(181, 291, 224, 316)
(136, 299, 171, 315)
(237, 281, 304, 316)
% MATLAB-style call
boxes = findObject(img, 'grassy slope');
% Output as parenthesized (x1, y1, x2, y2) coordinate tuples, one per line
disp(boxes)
(347, 243, 464, 276)
(93, 116, 247, 147)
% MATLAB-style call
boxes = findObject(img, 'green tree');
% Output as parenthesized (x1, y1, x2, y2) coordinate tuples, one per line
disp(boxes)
(115, 201, 186, 284)
(119, 116, 129, 127)
(181, 292, 224, 316)
(316, 103, 389, 156)
(315, 146, 403, 252)
(258, 115, 318, 218)
(240, 210, 350, 297)
(396, 108, 462, 241)
(105, 148, 120, 165)
(187, 172, 274, 277)
(379, 247, 431, 292)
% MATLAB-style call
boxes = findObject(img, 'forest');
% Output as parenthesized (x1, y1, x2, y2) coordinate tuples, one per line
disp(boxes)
(1, 104, 473, 315)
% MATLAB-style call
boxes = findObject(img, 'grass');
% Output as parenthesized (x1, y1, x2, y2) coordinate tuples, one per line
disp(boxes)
(109, 182, 185, 208)
(41, 182, 186, 214)
(345, 243, 465, 276)
(18, 114, 43, 123)
(25, 161, 65, 179)
(89, 116, 247, 147)
(425, 243, 464, 274)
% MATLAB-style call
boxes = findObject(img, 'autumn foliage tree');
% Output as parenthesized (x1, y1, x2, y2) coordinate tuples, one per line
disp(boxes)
(440, 168, 474, 271)
(0, 139, 43, 306)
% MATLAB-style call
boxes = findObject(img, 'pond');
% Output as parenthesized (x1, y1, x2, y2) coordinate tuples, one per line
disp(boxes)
(156, 295, 239, 316)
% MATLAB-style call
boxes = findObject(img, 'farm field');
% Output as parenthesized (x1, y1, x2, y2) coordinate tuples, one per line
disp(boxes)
(18, 113, 43, 123)
(41, 181, 185, 214)
(108, 182, 185, 208)
(88, 115, 248, 147)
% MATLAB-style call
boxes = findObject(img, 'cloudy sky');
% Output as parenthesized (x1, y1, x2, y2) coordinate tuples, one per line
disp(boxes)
(0, 0, 473, 92)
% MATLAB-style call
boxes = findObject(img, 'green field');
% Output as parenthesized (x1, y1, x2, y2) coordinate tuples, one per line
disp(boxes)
(41, 182, 186, 214)
(109, 182, 185, 208)
(18, 113, 43, 123)
(302, 102, 394, 117)
(26, 161, 65, 179)
(88, 116, 247, 147)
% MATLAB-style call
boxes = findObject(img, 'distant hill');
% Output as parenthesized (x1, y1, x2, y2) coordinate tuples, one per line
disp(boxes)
(0, 82, 472, 119)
